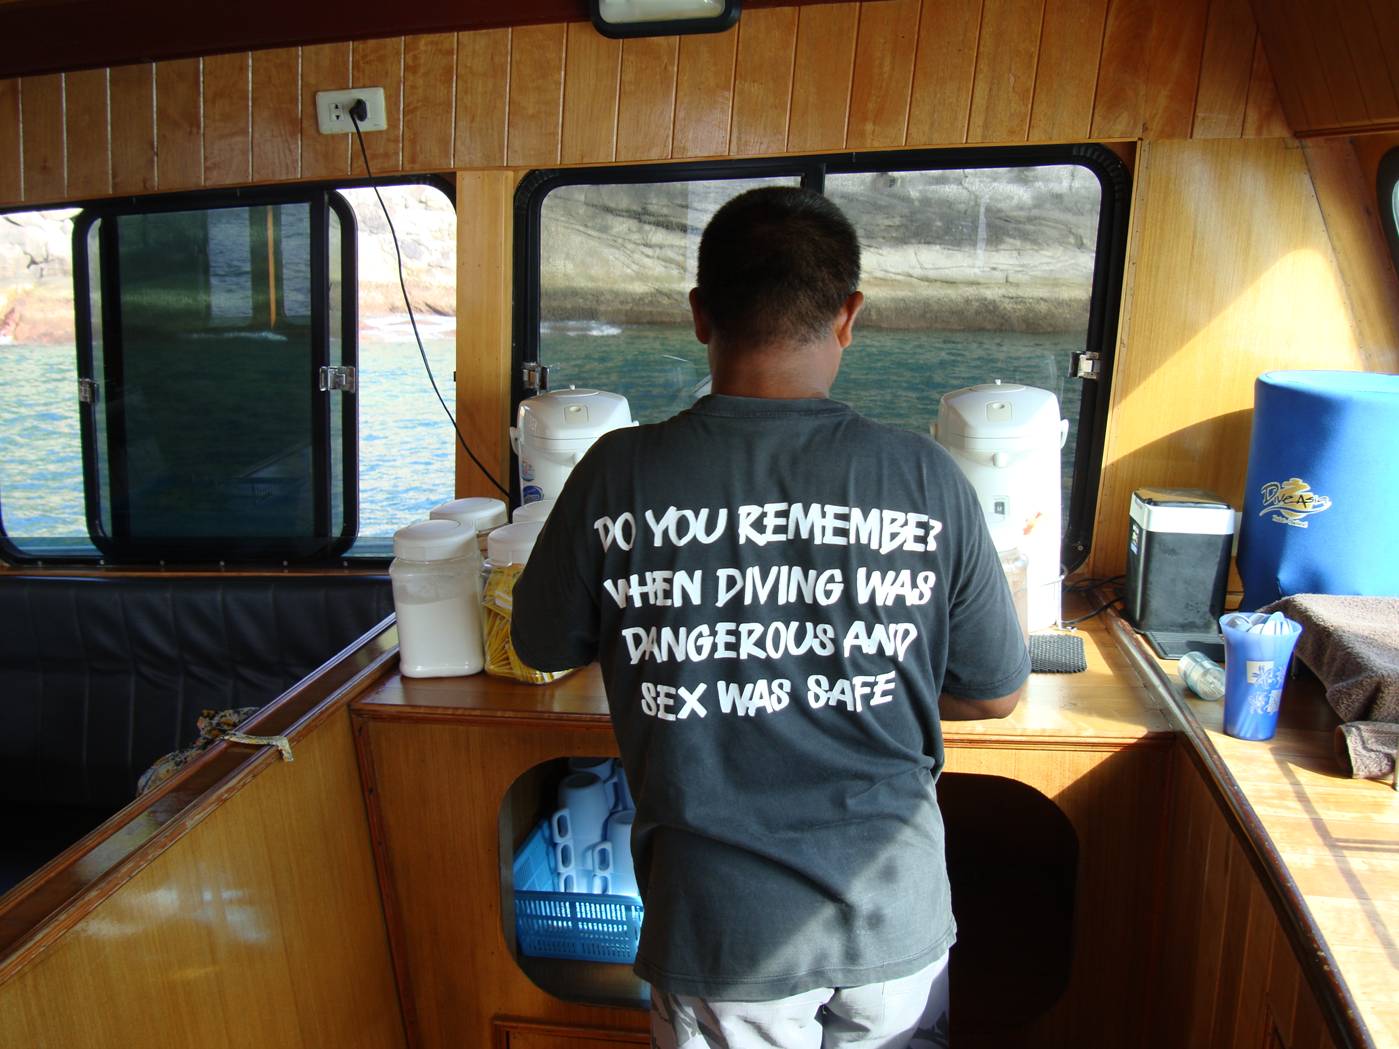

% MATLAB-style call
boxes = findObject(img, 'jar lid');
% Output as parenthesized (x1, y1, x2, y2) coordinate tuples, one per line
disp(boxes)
(393, 519, 473, 561)
(513, 498, 556, 524)
(487, 521, 545, 565)
(430, 496, 508, 535)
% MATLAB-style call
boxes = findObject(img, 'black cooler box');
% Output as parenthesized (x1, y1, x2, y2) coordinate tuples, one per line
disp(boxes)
(1125, 488, 1235, 635)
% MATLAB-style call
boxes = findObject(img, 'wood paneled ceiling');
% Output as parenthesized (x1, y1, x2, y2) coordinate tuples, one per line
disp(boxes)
(0, 0, 853, 79)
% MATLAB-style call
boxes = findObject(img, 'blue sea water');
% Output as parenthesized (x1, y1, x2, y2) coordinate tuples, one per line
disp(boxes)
(0, 322, 1082, 553)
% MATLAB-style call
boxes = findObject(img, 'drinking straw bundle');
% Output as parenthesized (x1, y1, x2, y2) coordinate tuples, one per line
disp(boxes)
(482, 562, 572, 685)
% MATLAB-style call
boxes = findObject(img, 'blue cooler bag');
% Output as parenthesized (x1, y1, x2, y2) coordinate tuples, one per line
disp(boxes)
(1238, 371, 1399, 610)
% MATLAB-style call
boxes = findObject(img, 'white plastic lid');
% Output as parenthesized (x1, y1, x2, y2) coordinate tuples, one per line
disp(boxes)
(430, 496, 508, 535)
(513, 498, 556, 524)
(487, 521, 545, 566)
(393, 519, 473, 561)
(517, 388, 634, 442)
(934, 382, 1063, 443)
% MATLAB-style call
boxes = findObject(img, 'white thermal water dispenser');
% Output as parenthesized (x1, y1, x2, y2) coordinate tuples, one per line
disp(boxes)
(934, 382, 1069, 631)
(510, 388, 636, 504)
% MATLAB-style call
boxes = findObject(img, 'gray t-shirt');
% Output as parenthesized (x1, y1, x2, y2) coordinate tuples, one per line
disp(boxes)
(512, 394, 1030, 1000)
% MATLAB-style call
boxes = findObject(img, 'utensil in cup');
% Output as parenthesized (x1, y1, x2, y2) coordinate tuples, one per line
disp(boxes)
(1219, 611, 1303, 741)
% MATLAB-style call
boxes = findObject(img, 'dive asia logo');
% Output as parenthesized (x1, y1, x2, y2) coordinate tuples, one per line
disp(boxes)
(1258, 477, 1332, 528)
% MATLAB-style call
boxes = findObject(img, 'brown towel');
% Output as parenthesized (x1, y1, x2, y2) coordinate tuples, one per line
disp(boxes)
(1334, 722, 1399, 782)
(1261, 594, 1399, 723)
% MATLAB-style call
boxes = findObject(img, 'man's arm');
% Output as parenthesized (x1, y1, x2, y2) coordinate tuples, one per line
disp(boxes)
(938, 684, 1024, 721)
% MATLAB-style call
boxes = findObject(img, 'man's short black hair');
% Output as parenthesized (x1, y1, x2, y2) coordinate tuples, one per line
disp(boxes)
(696, 186, 860, 348)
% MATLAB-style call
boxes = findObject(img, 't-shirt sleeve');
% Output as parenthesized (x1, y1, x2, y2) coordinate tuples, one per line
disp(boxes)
(940, 495, 1033, 701)
(510, 469, 601, 672)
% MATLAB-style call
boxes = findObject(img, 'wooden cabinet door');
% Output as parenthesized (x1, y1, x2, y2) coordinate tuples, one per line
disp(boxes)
(495, 1019, 649, 1049)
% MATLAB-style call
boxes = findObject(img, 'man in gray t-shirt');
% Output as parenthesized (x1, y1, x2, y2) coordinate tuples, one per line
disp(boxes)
(513, 187, 1028, 1049)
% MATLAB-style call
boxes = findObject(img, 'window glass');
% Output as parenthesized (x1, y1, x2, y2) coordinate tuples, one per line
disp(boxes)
(0, 208, 97, 557)
(81, 201, 332, 556)
(824, 166, 1102, 519)
(337, 184, 458, 554)
(538, 177, 800, 419)
(521, 150, 1126, 566)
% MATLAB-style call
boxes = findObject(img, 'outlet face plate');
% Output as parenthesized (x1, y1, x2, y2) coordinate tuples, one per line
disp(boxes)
(315, 87, 388, 134)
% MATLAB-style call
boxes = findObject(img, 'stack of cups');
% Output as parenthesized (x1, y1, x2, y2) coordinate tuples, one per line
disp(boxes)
(547, 757, 639, 898)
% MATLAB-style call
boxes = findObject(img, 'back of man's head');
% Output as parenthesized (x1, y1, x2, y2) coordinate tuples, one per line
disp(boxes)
(696, 187, 860, 350)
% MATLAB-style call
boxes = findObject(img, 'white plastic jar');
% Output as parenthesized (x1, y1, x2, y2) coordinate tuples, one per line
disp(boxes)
(430, 496, 509, 561)
(390, 519, 485, 678)
(480, 521, 574, 685)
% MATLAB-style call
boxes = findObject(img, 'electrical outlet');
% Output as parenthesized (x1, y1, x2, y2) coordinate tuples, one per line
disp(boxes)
(315, 87, 388, 135)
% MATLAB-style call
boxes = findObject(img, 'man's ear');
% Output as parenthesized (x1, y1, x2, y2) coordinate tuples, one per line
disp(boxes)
(834, 291, 864, 349)
(689, 288, 712, 345)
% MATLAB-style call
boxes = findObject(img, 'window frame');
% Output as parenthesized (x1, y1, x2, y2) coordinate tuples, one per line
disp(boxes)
(513, 144, 1131, 572)
(0, 174, 456, 567)
(1379, 147, 1399, 278)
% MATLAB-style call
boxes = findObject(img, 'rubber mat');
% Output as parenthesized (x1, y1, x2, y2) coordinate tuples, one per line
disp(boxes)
(1030, 633, 1087, 673)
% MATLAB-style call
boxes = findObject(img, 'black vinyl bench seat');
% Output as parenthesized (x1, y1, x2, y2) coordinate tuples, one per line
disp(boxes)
(0, 574, 392, 893)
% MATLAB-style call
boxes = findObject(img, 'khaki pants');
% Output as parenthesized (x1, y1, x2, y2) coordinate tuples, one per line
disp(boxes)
(650, 952, 950, 1049)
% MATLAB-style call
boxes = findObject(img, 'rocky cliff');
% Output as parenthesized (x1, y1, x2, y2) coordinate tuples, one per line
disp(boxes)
(1, 166, 1103, 344)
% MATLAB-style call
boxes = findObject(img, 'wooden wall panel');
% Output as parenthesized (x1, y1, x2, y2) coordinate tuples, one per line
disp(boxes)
(729, 7, 798, 156)
(1242, 36, 1289, 138)
(616, 37, 678, 162)
(846, 0, 921, 148)
(0, 712, 406, 1049)
(1251, 0, 1399, 134)
(1302, 136, 1399, 360)
(967, 0, 1044, 143)
(251, 48, 300, 182)
(1088, 137, 1388, 580)
(20, 74, 65, 202)
(0, 0, 1308, 211)
(155, 58, 202, 190)
(1093, 1, 1209, 139)
(351, 37, 404, 174)
(0, 79, 20, 202)
(402, 34, 456, 171)
(1147, 745, 1346, 1049)
(560, 24, 620, 165)
(1192, 0, 1256, 139)
(300, 44, 351, 179)
(506, 24, 565, 168)
(63, 68, 109, 198)
(1027, 0, 1108, 142)
(202, 53, 251, 185)
(906, 0, 982, 146)
(672, 31, 736, 159)
(456, 170, 516, 498)
(455, 29, 509, 168)
(109, 63, 156, 194)
(786, 4, 858, 153)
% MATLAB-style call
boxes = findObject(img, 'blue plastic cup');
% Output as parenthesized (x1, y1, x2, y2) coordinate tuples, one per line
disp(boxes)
(1219, 612, 1303, 741)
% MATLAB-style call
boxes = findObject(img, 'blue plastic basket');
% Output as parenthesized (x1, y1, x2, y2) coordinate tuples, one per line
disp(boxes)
(512, 820, 644, 964)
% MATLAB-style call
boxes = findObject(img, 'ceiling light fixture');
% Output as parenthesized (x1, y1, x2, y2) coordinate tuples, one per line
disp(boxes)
(590, 0, 741, 39)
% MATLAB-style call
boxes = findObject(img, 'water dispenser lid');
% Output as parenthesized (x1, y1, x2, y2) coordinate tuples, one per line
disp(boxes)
(393, 519, 474, 561)
(934, 382, 1063, 444)
(518, 388, 634, 443)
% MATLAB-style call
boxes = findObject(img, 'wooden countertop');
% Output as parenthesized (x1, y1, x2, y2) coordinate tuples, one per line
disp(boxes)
(353, 611, 1172, 746)
(1112, 613, 1399, 1049)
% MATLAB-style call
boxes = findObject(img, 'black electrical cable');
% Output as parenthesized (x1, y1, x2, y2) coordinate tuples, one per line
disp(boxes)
(348, 105, 511, 500)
